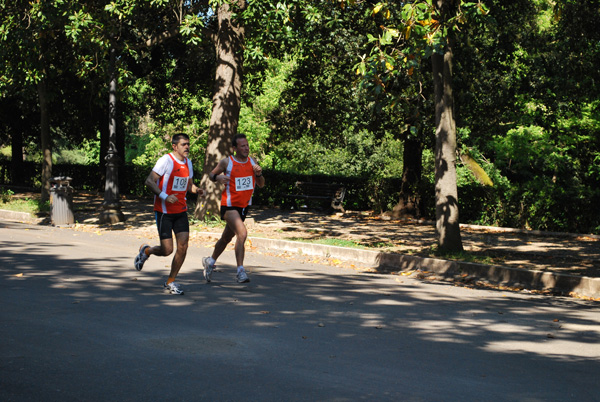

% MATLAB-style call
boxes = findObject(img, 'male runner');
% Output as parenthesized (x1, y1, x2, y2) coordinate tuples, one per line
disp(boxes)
(134, 133, 204, 295)
(202, 134, 265, 283)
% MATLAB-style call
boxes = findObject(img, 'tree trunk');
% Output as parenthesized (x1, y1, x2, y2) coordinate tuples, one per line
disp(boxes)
(391, 137, 422, 218)
(9, 104, 25, 185)
(10, 128, 24, 185)
(37, 78, 52, 203)
(432, 41, 463, 252)
(99, 47, 125, 224)
(98, 103, 109, 183)
(195, 1, 245, 219)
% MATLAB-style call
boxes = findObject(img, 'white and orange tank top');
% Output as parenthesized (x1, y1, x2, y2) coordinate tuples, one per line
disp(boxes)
(221, 156, 257, 208)
(152, 153, 193, 214)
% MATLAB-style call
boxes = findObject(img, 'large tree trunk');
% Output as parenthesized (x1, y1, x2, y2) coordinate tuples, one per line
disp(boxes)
(37, 78, 52, 203)
(432, 41, 463, 252)
(391, 137, 422, 218)
(432, 0, 463, 252)
(195, 1, 245, 219)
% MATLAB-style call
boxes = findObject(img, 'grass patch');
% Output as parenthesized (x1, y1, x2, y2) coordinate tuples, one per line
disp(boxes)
(430, 247, 499, 265)
(190, 213, 226, 229)
(287, 237, 366, 248)
(0, 197, 49, 215)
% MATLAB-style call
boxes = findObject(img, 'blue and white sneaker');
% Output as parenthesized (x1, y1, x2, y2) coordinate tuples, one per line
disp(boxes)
(236, 269, 250, 283)
(202, 257, 215, 283)
(134, 244, 150, 271)
(164, 281, 184, 295)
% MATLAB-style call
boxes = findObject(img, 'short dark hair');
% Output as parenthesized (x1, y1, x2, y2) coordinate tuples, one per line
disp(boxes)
(232, 134, 247, 148)
(172, 133, 189, 144)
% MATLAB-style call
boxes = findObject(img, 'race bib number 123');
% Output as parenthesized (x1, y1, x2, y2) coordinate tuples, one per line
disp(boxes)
(235, 176, 253, 191)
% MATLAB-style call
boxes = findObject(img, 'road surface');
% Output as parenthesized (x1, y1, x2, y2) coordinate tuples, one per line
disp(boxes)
(1, 221, 599, 401)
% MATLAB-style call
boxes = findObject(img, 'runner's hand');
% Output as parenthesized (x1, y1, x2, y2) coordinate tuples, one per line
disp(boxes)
(216, 174, 230, 185)
(166, 194, 178, 204)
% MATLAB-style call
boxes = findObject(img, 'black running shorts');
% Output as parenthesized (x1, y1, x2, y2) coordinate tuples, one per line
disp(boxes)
(220, 206, 248, 222)
(155, 211, 189, 240)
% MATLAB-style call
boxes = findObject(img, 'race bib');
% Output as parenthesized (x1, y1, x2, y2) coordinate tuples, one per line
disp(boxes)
(235, 176, 253, 191)
(171, 176, 188, 192)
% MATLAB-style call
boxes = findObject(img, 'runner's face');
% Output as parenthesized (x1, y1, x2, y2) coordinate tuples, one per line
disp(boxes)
(173, 139, 190, 159)
(233, 138, 250, 158)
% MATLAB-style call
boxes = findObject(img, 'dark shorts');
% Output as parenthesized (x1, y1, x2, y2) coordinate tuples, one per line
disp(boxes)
(155, 211, 189, 240)
(220, 206, 248, 222)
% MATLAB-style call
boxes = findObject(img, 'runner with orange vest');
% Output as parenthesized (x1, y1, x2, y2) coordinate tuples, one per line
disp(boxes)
(133, 133, 204, 295)
(202, 134, 265, 283)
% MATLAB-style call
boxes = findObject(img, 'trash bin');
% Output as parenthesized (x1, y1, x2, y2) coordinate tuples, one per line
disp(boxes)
(50, 176, 74, 226)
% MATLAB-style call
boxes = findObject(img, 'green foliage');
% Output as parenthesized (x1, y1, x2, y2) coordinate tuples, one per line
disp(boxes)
(354, 0, 489, 103)
(450, 0, 600, 233)
(2, 0, 600, 235)
(239, 57, 297, 167)
(127, 120, 208, 169)
(0, 147, 10, 159)
(0, 187, 14, 203)
(50, 133, 101, 165)
(269, 130, 403, 179)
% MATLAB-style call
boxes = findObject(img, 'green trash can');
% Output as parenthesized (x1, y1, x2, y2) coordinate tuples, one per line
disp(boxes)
(50, 176, 74, 226)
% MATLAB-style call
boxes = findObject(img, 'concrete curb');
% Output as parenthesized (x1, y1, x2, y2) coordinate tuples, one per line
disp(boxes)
(247, 237, 600, 299)
(0, 209, 35, 223)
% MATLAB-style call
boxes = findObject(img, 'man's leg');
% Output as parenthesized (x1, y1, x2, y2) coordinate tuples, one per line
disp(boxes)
(148, 239, 174, 257)
(134, 236, 173, 272)
(223, 210, 247, 268)
(203, 209, 248, 282)
(211, 225, 236, 261)
(135, 211, 175, 269)
(167, 232, 189, 282)
(203, 210, 236, 283)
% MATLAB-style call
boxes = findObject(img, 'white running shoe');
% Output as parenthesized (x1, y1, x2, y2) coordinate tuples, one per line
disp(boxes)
(236, 269, 250, 283)
(134, 244, 150, 271)
(202, 257, 214, 283)
(164, 281, 184, 295)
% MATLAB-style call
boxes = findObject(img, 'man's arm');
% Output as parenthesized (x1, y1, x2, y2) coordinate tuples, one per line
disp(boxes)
(187, 181, 205, 196)
(208, 158, 230, 185)
(145, 170, 177, 204)
(253, 163, 265, 188)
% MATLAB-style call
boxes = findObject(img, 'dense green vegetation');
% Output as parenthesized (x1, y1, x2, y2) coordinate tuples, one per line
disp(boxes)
(1, 0, 599, 234)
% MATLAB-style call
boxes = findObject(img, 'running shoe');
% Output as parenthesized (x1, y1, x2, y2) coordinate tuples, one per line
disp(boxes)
(236, 269, 250, 283)
(202, 257, 214, 283)
(164, 281, 184, 295)
(134, 244, 150, 271)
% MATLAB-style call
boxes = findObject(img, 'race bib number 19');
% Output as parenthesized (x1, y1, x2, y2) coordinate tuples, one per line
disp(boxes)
(235, 176, 253, 191)
(171, 177, 188, 192)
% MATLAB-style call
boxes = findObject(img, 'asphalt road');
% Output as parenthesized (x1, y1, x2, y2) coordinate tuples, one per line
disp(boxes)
(2, 220, 600, 401)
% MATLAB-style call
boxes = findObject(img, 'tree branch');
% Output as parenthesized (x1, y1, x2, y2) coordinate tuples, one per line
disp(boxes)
(144, 25, 180, 48)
